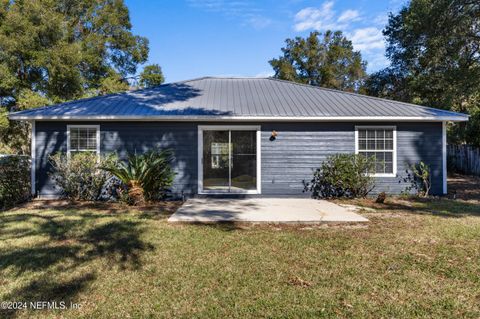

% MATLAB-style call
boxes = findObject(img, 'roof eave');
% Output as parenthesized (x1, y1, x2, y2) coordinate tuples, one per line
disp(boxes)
(8, 114, 470, 122)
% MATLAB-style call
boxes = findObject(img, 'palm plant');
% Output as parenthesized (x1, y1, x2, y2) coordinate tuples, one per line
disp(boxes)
(102, 149, 175, 205)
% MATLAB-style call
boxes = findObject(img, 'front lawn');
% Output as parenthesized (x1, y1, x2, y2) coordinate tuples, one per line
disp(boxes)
(1, 195, 479, 318)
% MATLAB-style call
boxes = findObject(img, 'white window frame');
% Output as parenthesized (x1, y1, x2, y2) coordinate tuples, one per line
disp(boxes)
(198, 125, 261, 195)
(355, 125, 397, 177)
(66, 125, 101, 157)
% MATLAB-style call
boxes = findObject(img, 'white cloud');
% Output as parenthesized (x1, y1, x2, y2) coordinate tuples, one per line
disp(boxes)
(254, 71, 275, 78)
(373, 13, 388, 26)
(293, 2, 345, 32)
(338, 9, 361, 23)
(295, 2, 334, 21)
(347, 27, 384, 51)
(292, 2, 389, 72)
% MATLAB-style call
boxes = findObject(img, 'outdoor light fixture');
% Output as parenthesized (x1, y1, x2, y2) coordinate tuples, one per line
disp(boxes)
(270, 130, 278, 141)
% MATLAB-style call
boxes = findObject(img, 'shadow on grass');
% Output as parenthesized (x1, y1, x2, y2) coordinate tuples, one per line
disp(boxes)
(0, 273, 96, 319)
(0, 218, 153, 273)
(137, 202, 182, 220)
(359, 197, 480, 218)
(0, 245, 82, 276)
(80, 221, 154, 269)
(448, 174, 480, 201)
(0, 205, 158, 318)
(9, 199, 183, 221)
(185, 221, 248, 232)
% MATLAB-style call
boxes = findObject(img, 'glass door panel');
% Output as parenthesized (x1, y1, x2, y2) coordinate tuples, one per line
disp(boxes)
(230, 131, 257, 191)
(201, 129, 258, 193)
(203, 130, 230, 191)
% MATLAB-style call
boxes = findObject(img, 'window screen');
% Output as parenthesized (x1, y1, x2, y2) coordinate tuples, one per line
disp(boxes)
(68, 126, 98, 155)
(357, 128, 395, 174)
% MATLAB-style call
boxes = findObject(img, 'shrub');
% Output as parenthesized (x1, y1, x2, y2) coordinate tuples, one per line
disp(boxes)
(102, 149, 175, 205)
(49, 153, 116, 201)
(401, 161, 431, 197)
(304, 153, 376, 198)
(376, 191, 387, 203)
(0, 155, 30, 209)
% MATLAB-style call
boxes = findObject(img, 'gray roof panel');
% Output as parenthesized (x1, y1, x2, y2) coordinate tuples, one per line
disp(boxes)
(9, 77, 468, 121)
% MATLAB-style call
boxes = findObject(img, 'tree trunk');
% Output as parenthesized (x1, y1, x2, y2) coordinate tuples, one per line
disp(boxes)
(128, 180, 145, 206)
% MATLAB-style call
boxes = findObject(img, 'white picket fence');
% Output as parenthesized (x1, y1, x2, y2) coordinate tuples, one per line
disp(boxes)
(448, 144, 480, 176)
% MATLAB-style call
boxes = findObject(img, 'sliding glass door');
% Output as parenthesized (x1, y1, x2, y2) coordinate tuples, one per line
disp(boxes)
(230, 131, 256, 191)
(200, 127, 259, 193)
(203, 130, 230, 191)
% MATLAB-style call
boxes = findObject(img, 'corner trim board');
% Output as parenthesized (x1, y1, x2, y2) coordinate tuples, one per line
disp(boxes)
(442, 121, 447, 194)
(31, 120, 36, 196)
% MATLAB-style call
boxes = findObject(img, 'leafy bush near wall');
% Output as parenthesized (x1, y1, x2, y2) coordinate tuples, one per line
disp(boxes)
(0, 156, 30, 209)
(304, 153, 376, 198)
(49, 153, 116, 201)
(401, 161, 432, 197)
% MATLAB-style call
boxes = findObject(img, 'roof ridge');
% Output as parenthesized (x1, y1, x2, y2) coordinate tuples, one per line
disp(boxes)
(183, 76, 271, 81)
(266, 77, 466, 116)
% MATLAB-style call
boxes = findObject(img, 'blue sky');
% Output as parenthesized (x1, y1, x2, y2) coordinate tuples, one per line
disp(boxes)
(125, 0, 406, 83)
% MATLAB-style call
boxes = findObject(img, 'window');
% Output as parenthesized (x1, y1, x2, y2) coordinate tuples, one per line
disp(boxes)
(67, 125, 100, 156)
(210, 142, 230, 169)
(356, 126, 396, 176)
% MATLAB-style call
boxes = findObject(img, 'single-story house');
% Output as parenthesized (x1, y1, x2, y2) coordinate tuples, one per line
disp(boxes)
(9, 77, 468, 198)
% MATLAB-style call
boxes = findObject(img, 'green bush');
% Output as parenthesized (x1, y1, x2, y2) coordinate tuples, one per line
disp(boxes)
(0, 155, 30, 209)
(304, 153, 376, 198)
(102, 149, 175, 204)
(401, 161, 431, 197)
(49, 153, 116, 201)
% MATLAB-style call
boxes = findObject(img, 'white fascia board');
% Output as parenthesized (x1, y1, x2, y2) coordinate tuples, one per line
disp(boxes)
(7, 115, 470, 122)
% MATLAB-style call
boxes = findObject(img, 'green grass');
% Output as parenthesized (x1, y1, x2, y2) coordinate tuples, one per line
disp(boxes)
(0, 198, 479, 318)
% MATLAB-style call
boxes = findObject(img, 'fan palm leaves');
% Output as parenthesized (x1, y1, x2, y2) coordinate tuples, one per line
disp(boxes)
(102, 149, 175, 205)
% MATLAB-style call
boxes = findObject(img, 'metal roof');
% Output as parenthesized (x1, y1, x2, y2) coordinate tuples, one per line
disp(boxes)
(9, 77, 468, 121)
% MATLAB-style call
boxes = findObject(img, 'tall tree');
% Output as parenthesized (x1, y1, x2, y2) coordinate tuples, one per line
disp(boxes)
(0, 0, 149, 153)
(139, 64, 165, 88)
(269, 31, 367, 92)
(366, 0, 480, 145)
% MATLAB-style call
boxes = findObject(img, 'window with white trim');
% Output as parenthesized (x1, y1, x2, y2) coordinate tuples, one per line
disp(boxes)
(67, 125, 100, 155)
(356, 127, 396, 176)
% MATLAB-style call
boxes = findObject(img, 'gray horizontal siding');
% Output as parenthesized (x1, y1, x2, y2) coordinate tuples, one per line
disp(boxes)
(260, 123, 354, 195)
(34, 121, 444, 197)
(260, 122, 443, 196)
(35, 121, 198, 197)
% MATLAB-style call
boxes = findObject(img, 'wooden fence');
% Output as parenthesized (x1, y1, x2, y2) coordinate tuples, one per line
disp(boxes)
(447, 144, 480, 176)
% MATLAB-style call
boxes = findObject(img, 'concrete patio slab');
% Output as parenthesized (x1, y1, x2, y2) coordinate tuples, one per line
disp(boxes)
(168, 198, 368, 223)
